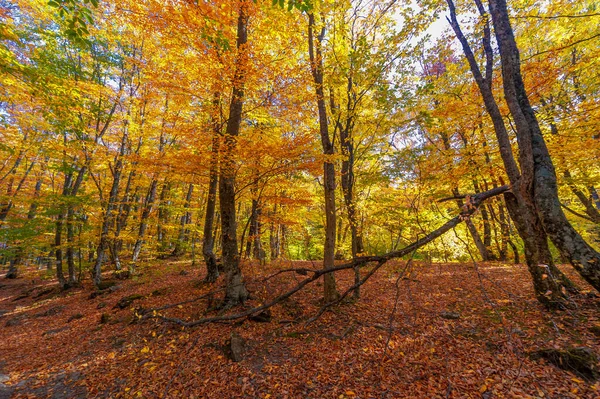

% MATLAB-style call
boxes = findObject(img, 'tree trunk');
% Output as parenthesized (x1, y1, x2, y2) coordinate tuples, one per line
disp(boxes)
(447, 0, 573, 307)
(172, 183, 194, 256)
(308, 12, 339, 302)
(488, 0, 600, 291)
(252, 201, 264, 263)
(496, 200, 510, 261)
(93, 159, 123, 286)
(452, 187, 492, 262)
(590, 186, 600, 210)
(156, 181, 171, 254)
(112, 167, 138, 272)
(131, 178, 158, 269)
(55, 169, 74, 289)
(219, 1, 250, 307)
(203, 128, 220, 282)
(66, 165, 86, 286)
(563, 170, 600, 224)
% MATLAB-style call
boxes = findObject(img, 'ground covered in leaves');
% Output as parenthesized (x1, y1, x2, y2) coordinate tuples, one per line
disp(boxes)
(1, 260, 599, 398)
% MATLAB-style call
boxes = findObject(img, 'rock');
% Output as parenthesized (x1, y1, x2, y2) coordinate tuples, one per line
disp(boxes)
(530, 347, 599, 381)
(179, 270, 189, 276)
(589, 325, 600, 338)
(97, 302, 107, 309)
(0, 374, 9, 383)
(100, 313, 111, 324)
(227, 332, 245, 362)
(440, 311, 460, 320)
(249, 310, 272, 323)
(115, 294, 144, 309)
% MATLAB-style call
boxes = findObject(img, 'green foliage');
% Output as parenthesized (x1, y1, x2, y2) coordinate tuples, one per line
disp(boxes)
(271, 0, 313, 13)
(48, 0, 99, 43)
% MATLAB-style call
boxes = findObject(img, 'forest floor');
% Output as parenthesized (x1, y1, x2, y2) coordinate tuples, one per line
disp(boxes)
(0, 259, 599, 399)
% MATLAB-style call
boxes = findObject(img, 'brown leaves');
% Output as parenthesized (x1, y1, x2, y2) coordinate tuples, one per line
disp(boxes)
(0, 261, 599, 397)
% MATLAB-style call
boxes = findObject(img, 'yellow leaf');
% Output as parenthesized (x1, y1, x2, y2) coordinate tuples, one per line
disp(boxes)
(345, 390, 356, 396)
(141, 346, 150, 354)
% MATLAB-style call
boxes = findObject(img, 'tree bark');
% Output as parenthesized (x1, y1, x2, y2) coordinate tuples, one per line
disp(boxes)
(203, 124, 220, 283)
(269, 205, 280, 261)
(447, 0, 573, 307)
(308, 12, 339, 302)
(219, 1, 250, 307)
(66, 165, 86, 286)
(488, 0, 600, 292)
(156, 181, 171, 254)
(172, 183, 194, 256)
(93, 157, 124, 287)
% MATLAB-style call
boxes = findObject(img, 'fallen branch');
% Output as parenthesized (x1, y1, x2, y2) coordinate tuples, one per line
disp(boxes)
(144, 185, 511, 327)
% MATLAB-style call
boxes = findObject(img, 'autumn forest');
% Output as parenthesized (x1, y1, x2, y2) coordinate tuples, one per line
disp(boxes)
(1, 0, 599, 397)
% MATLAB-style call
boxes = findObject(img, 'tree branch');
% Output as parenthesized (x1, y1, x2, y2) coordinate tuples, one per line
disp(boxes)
(144, 185, 511, 327)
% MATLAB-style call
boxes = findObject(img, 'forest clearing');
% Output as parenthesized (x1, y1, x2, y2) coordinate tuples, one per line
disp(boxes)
(2, 0, 600, 397)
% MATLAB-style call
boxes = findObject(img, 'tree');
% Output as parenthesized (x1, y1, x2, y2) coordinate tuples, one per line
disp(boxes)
(307, 10, 339, 303)
(219, 0, 250, 307)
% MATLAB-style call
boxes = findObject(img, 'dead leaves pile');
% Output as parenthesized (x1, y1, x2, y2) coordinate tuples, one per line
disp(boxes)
(1, 260, 599, 398)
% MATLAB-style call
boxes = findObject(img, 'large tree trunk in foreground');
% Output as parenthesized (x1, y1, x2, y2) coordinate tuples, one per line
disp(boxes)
(488, 0, 600, 292)
(447, 0, 573, 307)
(219, 1, 250, 307)
(308, 12, 339, 303)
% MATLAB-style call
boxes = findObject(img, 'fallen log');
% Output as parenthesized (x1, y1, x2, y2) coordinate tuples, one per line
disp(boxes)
(143, 185, 511, 327)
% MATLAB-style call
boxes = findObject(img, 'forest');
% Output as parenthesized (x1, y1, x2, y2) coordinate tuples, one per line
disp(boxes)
(0, 0, 599, 397)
